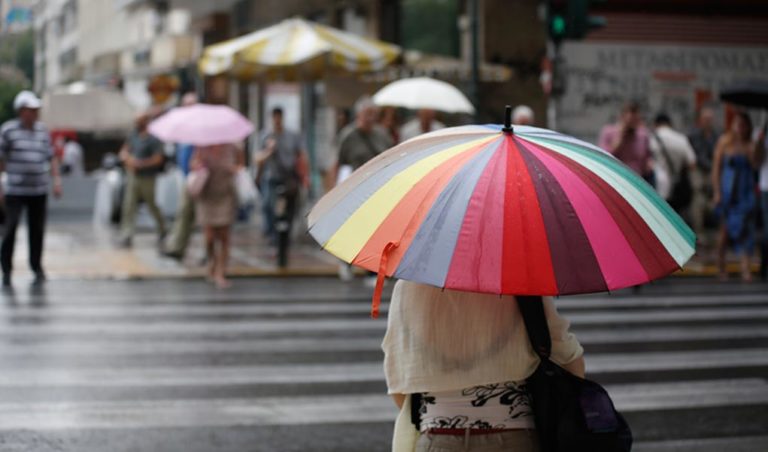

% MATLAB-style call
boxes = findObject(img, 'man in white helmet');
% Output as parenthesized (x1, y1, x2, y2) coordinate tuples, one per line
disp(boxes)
(0, 90, 62, 288)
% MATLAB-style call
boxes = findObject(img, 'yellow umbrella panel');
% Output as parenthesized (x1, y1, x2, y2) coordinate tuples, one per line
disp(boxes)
(199, 18, 401, 80)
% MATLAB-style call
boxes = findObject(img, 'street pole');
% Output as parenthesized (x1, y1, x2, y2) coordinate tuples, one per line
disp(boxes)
(547, 41, 558, 131)
(469, 0, 480, 121)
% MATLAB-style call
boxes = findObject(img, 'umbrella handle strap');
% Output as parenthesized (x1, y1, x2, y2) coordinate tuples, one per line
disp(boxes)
(372, 241, 399, 319)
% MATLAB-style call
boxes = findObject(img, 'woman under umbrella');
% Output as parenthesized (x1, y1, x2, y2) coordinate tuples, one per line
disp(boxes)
(308, 108, 695, 452)
(190, 144, 244, 288)
(383, 281, 584, 451)
(148, 103, 253, 288)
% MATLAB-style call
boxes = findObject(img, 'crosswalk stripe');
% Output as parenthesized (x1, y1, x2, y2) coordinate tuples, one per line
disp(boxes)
(1, 293, 766, 318)
(0, 302, 385, 317)
(634, 435, 768, 452)
(605, 378, 768, 411)
(0, 378, 764, 431)
(587, 348, 768, 372)
(0, 349, 766, 387)
(0, 306, 766, 337)
(7, 290, 768, 306)
(0, 325, 764, 357)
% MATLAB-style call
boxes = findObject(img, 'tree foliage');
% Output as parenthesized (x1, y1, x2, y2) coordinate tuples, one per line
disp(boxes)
(0, 30, 34, 124)
(13, 29, 35, 82)
(0, 77, 26, 125)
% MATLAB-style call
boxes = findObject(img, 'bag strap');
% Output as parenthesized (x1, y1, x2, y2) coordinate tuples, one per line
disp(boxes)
(410, 393, 422, 430)
(652, 130, 679, 180)
(517, 295, 552, 360)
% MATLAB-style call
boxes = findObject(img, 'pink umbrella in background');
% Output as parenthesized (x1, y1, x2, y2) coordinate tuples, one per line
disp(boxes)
(148, 104, 254, 146)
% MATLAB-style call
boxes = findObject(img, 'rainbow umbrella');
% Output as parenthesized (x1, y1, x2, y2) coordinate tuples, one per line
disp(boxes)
(309, 109, 696, 317)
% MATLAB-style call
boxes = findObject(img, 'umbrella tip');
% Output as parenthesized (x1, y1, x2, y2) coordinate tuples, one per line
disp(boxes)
(502, 105, 514, 134)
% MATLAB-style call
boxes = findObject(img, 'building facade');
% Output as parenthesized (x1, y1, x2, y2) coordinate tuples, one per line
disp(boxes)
(33, 0, 79, 92)
(32, 0, 237, 110)
(556, 0, 768, 141)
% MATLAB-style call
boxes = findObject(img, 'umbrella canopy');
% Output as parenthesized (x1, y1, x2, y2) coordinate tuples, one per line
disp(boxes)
(148, 104, 254, 146)
(41, 83, 135, 133)
(372, 77, 475, 114)
(309, 119, 695, 316)
(199, 17, 401, 80)
(720, 79, 768, 109)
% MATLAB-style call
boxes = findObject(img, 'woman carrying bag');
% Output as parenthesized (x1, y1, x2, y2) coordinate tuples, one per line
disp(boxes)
(383, 281, 585, 452)
(190, 144, 243, 289)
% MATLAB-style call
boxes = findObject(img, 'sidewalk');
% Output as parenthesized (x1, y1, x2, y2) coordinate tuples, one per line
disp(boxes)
(3, 215, 760, 281)
(7, 216, 344, 281)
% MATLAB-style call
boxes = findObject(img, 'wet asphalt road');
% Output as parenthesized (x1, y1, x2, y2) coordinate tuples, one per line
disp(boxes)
(0, 276, 767, 452)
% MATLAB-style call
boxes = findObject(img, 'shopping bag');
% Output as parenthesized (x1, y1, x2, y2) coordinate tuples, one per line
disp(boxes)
(235, 168, 258, 207)
(186, 167, 209, 198)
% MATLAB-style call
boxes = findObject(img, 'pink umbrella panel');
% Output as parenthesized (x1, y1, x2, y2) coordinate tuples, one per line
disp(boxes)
(148, 104, 254, 146)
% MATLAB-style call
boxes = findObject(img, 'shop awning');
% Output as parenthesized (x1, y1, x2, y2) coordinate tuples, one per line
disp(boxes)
(199, 17, 401, 80)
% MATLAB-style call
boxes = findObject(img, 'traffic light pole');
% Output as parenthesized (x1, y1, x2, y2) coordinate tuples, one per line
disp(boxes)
(547, 40, 559, 131)
(469, 0, 480, 121)
(545, 0, 605, 131)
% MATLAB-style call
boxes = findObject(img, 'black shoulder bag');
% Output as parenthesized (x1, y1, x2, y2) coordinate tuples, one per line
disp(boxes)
(517, 296, 633, 452)
(652, 131, 692, 211)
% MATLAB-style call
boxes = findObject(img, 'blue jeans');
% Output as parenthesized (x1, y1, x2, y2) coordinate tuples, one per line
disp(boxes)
(260, 179, 275, 241)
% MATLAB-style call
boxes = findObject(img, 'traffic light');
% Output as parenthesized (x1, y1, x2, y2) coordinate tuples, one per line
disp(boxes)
(567, 0, 606, 40)
(547, 0, 606, 45)
(547, 0, 568, 46)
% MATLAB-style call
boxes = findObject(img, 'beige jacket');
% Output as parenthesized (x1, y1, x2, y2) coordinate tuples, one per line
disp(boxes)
(382, 280, 584, 452)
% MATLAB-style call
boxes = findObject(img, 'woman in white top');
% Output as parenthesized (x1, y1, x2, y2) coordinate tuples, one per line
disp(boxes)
(382, 280, 585, 452)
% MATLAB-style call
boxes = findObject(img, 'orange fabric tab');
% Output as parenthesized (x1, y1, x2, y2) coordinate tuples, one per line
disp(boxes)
(372, 241, 399, 319)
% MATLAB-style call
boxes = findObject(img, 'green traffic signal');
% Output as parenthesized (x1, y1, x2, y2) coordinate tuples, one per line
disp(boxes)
(551, 15, 566, 36)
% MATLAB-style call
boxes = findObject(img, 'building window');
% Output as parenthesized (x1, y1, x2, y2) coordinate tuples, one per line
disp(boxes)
(63, 0, 78, 34)
(134, 48, 151, 66)
(59, 48, 77, 69)
(401, 0, 460, 57)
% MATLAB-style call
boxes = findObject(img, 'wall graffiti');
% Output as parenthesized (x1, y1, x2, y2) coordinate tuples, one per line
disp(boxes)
(558, 42, 768, 143)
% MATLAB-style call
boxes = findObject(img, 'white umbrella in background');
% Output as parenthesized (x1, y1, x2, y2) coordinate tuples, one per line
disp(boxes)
(372, 76, 475, 114)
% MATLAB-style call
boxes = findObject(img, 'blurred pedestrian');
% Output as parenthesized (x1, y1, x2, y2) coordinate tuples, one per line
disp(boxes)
(598, 101, 654, 183)
(118, 112, 167, 248)
(61, 136, 84, 176)
(712, 111, 757, 282)
(649, 113, 696, 216)
(383, 281, 584, 452)
(322, 108, 352, 193)
(255, 107, 307, 266)
(163, 92, 199, 261)
(687, 107, 719, 243)
(336, 97, 393, 177)
(191, 144, 242, 289)
(400, 108, 444, 142)
(379, 106, 401, 144)
(512, 105, 535, 126)
(334, 97, 393, 281)
(0, 90, 62, 288)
